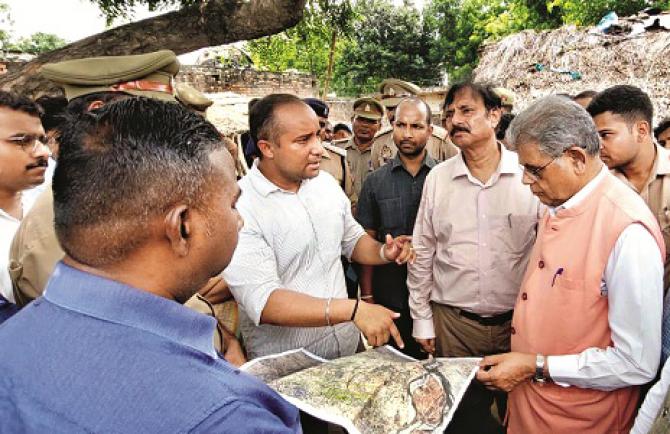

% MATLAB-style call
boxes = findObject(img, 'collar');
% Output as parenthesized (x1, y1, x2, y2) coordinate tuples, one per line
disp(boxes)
(321, 147, 332, 160)
(248, 159, 309, 197)
(549, 165, 608, 216)
(44, 262, 218, 358)
(654, 143, 670, 176)
(452, 142, 517, 181)
(389, 152, 436, 172)
(0, 197, 26, 223)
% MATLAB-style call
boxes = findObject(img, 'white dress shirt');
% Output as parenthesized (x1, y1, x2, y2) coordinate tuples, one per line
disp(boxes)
(632, 358, 670, 434)
(1, 201, 28, 303)
(547, 167, 663, 390)
(224, 162, 366, 360)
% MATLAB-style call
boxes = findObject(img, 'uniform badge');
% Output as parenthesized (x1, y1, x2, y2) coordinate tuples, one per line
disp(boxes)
(381, 144, 393, 162)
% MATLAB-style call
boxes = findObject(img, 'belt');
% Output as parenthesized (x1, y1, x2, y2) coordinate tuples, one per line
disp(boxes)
(458, 309, 513, 326)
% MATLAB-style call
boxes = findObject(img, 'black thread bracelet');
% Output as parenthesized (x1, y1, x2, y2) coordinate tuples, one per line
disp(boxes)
(350, 297, 360, 321)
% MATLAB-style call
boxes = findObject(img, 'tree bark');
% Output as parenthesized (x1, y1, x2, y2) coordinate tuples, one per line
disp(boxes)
(321, 28, 337, 98)
(0, 0, 307, 96)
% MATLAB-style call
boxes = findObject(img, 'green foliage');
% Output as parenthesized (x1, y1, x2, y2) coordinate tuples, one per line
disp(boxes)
(10, 32, 67, 54)
(426, 0, 670, 82)
(0, 2, 12, 50)
(550, 0, 670, 26)
(87, 0, 193, 23)
(247, 0, 354, 95)
(331, 0, 443, 96)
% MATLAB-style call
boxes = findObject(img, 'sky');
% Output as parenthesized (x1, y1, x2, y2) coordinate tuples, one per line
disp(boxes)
(3, 0, 425, 63)
(4, 0, 165, 42)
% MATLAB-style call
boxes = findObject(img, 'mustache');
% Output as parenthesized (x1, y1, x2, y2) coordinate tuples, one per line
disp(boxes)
(450, 125, 471, 136)
(26, 158, 48, 170)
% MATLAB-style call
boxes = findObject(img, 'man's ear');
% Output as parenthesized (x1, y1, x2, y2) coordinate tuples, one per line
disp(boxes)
(165, 205, 190, 257)
(489, 107, 502, 130)
(256, 139, 274, 159)
(86, 100, 105, 112)
(635, 120, 651, 142)
(566, 146, 588, 173)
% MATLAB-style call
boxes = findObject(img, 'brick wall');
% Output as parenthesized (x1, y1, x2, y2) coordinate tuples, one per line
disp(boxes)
(176, 65, 319, 98)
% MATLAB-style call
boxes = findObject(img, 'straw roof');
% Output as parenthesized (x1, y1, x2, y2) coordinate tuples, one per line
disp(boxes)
(473, 18, 670, 121)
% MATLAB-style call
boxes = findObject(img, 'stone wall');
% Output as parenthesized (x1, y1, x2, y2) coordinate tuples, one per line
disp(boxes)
(176, 65, 318, 98)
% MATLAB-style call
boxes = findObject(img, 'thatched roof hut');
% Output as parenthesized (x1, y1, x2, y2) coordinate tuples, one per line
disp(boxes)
(474, 14, 670, 121)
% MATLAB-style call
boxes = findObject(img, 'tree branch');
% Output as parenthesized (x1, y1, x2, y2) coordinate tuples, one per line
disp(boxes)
(0, 0, 307, 96)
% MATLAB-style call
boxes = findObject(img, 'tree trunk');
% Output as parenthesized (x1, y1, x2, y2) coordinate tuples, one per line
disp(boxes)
(321, 28, 337, 98)
(0, 0, 307, 96)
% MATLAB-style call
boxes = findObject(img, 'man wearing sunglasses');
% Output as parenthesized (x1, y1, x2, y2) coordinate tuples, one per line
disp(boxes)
(0, 91, 50, 308)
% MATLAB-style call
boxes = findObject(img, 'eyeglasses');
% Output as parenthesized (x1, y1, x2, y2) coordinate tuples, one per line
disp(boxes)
(4, 134, 50, 154)
(519, 157, 557, 181)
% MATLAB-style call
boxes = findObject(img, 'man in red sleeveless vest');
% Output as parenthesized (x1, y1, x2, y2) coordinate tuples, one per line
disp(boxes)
(476, 95, 665, 434)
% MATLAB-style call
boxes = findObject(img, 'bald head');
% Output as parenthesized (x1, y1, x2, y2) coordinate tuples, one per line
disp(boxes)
(395, 97, 432, 125)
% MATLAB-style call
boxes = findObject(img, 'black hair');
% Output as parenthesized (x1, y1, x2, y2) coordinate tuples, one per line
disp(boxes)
(35, 95, 68, 132)
(496, 113, 516, 140)
(396, 97, 432, 125)
(333, 123, 351, 134)
(586, 85, 653, 128)
(65, 91, 128, 116)
(444, 81, 501, 112)
(655, 118, 670, 140)
(54, 97, 226, 266)
(573, 90, 598, 101)
(0, 91, 42, 117)
(249, 93, 304, 144)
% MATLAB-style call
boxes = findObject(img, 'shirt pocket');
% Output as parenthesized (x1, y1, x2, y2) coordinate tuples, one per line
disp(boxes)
(496, 214, 538, 255)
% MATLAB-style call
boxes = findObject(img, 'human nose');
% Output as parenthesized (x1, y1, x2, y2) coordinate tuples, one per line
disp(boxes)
(521, 168, 535, 185)
(30, 139, 51, 158)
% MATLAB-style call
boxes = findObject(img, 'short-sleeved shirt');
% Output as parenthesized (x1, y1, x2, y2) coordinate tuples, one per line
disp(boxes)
(320, 144, 357, 205)
(356, 153, 436, 310)
(0, 262, 300, 433)
(224, 161, 365, 360)
(342, 137, 374, 200)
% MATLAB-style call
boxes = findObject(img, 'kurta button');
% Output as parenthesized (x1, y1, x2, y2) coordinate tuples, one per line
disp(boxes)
(511, 326, 516, 334)
(538, 260, 545, 268)
(522, 293, 528, 300)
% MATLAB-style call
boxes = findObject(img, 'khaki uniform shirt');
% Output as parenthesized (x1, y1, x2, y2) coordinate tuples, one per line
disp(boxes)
(613, 143, 670, 292)
(8, 185, 230, 351)
(9, 187, 60, 307)
(341, 137, 374, 201)
(370, 125, 459, 170)
(320, 144, 357, 205)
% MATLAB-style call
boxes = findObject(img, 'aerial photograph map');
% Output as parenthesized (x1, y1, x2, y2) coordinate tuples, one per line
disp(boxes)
(242, 346, 480, 434)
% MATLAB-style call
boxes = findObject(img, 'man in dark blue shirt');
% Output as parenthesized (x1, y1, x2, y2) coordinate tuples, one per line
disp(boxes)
(357, 97, 441, 359)
(0, 98, 300, 433)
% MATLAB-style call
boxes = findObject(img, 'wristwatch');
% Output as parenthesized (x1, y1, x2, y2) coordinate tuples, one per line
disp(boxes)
(533, 354, 546, 384)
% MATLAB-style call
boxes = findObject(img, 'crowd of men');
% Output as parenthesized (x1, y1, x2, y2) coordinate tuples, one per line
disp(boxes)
(1, 48, 670, 434)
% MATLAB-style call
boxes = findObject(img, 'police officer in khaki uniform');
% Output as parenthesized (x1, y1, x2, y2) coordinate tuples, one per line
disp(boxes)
(8, 51, 244, 363)
(334, 97, 385, 201)
(176, 83, 248, 179)
(370, 78, 458, 170)
(304, 98, 357, 205)
(587, 85, 670, 293)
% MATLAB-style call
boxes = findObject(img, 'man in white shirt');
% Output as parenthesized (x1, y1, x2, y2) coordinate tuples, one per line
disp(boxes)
(224, 94, 415, 360)
(0, 92, 49, 305)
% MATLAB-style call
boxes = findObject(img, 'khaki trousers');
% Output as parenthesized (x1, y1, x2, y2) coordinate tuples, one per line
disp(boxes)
(432, 303, 511, 434)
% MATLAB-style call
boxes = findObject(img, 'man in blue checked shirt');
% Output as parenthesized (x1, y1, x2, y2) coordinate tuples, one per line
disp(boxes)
(0, 98, 300, 433)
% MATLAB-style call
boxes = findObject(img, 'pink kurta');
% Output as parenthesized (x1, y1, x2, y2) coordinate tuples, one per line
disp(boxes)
(508, 172, 665, 434)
